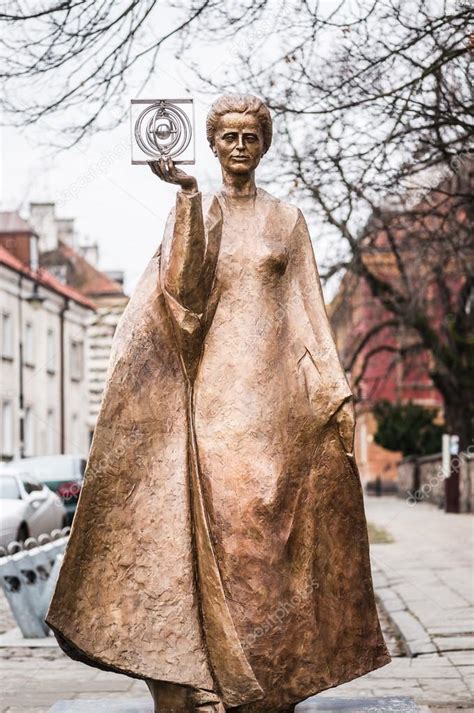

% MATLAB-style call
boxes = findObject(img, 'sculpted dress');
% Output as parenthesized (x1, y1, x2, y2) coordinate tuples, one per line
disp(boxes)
(46, 187, 390, 711)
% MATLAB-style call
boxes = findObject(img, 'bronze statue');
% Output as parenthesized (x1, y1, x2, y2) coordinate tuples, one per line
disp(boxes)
(46, 95, 390, 712)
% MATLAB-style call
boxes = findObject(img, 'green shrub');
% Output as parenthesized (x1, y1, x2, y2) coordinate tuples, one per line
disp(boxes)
(373, 401, 443, 457)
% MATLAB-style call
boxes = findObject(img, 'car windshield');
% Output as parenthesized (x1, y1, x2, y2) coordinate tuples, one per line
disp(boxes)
(22, 478, 44, 494)
(9, 456, 83, 482)
(0, 477, 21, 500)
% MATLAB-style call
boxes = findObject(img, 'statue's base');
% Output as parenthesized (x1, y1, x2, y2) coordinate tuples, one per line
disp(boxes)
(302, 697, 423, 711)
(48, 697, 422, 712)
(48, 701, 153, 712)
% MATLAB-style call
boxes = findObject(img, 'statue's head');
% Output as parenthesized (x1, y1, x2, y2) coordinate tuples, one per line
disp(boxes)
(206, 94, 272, 175)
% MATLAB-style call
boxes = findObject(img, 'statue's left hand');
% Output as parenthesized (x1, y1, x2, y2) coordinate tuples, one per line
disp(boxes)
(148, 158, 198, 194)
(335, 399, 355, 455)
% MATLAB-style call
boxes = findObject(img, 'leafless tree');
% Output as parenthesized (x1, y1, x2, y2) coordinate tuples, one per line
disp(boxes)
(212, 0, 473, 448)
(1, 0, 473, 444)
(0, 0, 268, 144)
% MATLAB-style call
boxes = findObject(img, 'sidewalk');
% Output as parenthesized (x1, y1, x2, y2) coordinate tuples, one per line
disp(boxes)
(368, 495, 474, 659)
(0, 496, 472, 712)
(315, 495, 474, 711)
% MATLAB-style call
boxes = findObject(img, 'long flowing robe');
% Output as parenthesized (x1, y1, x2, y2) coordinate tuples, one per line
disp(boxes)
(46, 187, 390, 712)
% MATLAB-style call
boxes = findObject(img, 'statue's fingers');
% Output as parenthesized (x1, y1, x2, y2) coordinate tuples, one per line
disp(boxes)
(153, 163, 165, 181)
(159, 158, 171, 182)
(167, 159, 182, 184)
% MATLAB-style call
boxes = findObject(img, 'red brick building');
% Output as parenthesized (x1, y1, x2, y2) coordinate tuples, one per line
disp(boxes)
(330, 270, 443, 486)
(328, 165, 471, 485)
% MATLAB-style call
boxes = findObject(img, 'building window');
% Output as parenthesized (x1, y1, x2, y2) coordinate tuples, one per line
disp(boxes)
(46, 409, 56, 454)
(47, 329, 56, 374)
(2, 313, 13, 359)
(70, 340, 84, 382)
(2, 401, 13, 457)
(24, 322, 35, 366)
(71, 412, 80, 452)
(24, 406, 35, 456)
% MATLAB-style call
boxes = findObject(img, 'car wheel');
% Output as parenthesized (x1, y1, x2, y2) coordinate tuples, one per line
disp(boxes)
(16, 523, 29, 544)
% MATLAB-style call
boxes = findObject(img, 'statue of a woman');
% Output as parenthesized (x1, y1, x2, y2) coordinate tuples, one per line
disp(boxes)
(47, 95, 390, 713)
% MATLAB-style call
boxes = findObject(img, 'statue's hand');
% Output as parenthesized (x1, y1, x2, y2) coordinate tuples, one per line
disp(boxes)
(335, 399, 355, 455)
(148, 158, 198, 194)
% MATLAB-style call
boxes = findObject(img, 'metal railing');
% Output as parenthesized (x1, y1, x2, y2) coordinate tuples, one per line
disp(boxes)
(0, 529, 69, 638)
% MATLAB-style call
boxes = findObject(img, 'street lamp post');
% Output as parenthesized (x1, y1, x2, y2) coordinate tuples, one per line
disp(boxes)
(443, 433, 460, 513)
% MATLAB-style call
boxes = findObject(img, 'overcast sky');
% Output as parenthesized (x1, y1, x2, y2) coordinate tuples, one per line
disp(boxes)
(1, 45, 227, 292)
(0, 0, 341, 296)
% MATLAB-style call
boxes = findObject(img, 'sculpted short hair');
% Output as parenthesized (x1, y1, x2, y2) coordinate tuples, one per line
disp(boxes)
(206, 94, 273, 153)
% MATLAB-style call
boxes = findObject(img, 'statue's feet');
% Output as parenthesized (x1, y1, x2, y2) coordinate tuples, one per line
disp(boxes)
(230, 706, 295, 713)
(146, 680, 224, 712)
(146, 679, 192, 712)
(192, 689, 225, 710)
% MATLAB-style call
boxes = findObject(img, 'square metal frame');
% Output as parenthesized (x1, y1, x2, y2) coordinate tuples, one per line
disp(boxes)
(130, 98, 195, 165)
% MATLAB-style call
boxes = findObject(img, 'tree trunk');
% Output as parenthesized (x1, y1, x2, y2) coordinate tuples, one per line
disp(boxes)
(443, 397, 474, 455)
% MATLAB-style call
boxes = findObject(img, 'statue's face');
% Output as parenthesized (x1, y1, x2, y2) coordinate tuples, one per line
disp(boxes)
(213, 112, 265, 174)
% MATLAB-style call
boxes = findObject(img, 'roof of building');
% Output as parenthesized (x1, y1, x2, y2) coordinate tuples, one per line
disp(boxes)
(42, 242, 124, 297)
(0, 211, 36, 235)
(0, 245, 95, 310)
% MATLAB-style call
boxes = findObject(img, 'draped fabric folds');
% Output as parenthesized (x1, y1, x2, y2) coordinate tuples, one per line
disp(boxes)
(47, 188, 390, 712)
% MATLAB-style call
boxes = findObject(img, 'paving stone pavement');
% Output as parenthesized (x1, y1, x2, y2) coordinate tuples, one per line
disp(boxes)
(47, 697, 425, 712)
(0, 496, 472, 712)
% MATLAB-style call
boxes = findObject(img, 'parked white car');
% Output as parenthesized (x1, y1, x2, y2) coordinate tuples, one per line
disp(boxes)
(0, 466, 67, 548)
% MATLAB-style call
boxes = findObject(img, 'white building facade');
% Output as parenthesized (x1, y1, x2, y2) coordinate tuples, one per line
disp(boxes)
(1, 250, 94, 461)
(28, 202, 128, 441)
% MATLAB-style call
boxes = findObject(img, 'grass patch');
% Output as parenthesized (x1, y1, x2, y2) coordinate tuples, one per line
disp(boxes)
(367, 522, 394, 544)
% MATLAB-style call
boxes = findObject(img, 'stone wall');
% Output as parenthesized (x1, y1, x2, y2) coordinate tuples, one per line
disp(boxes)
(398, 451, 474, 512)
(397, 457, 416, 500)
(460, 454, 474, 513)
(418, 454, 445, 508)
(398, 453, 443, 507)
